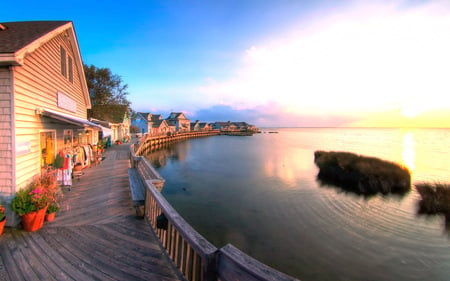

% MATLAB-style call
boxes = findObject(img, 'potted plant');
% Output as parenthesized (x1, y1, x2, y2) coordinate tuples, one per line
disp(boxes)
(43, 171, 62, 222)
(45, 203, 60, 222)
(10, 172, 56, 231)
(0, 204, 5, 236)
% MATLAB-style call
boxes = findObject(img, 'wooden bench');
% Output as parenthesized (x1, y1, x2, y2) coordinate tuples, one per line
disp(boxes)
(128, 168, 145, 217)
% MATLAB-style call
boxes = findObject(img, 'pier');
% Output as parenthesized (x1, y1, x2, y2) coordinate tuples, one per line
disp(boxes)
(0, 134, 299, 281)
(0, 143, 184, 281)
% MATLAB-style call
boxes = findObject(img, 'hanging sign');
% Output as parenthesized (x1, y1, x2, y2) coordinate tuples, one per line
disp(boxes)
(57, 92, 77, 112)
(16, 141, 31, 155)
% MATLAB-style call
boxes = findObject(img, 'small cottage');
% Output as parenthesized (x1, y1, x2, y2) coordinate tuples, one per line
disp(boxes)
(131, 112, 170, 136)
(132, 112, 151, 134)
(166, 112, 190, 133)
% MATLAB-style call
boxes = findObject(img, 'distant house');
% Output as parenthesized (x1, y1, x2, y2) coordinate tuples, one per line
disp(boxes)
(131, 112, 170, 135)
(213, 121, 232, 131)
(191, 120, 201, 131)
(166, 112, 190, 133)
(191, 120, 213, 131)
(89, 104, 130, 142)
(131, 112, 151, 134)
(148, 115, 170, 135)
(233, 122, 258, 132)
(0, 21, 101, 225)
(202, 123, 213, 131)
(213, 121, 257, 132)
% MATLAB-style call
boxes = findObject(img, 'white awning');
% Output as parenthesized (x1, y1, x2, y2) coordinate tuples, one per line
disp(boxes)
(36, 108, 102, 129)
(100, 126, 112, 137)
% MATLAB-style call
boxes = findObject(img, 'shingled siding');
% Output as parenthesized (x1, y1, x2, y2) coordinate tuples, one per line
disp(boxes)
(13, 29, 89, 190)
(0, 67, 14, 199)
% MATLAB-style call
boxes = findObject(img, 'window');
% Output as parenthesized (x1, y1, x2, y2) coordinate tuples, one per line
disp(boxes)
(60, 46, 67, 77)
(60, 46, 73, 83)
(68, 56, 73, 83)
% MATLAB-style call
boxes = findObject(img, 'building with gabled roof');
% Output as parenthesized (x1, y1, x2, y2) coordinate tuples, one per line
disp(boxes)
(0, 21, 100, 225)
(166, 112, 190, 133)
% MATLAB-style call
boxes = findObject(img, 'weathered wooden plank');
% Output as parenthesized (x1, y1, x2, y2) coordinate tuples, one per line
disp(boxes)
(23, 232, 74, 281)
(128, 168, 145, 202)
(9, 230, 55, 281)
(0, 144, 183, 281)
(217, 244, 299, 281)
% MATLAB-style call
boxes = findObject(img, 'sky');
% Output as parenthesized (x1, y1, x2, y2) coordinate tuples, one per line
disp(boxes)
(2, 0, 450, 127)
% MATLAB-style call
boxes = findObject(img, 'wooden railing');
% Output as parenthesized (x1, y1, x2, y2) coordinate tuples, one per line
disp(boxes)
(135, 130, 220, 156)
(130, 142, 299, 281)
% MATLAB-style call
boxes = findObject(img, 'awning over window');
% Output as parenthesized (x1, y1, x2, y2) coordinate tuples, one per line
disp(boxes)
(36, 108, 102, 129)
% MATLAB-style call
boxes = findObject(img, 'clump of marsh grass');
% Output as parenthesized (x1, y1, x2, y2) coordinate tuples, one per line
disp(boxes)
(314, 151, 411, 195)
(416, 183, 450, 214)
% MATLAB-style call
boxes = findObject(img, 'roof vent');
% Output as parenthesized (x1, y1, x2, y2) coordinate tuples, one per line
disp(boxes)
(0, 24, 6, 31)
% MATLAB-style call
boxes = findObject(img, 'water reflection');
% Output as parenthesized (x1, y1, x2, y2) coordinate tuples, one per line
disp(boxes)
(262, 145, 312, 189)
(145, 141, 190, 167)
(402, 132, 415, 171)
(144, 129, 450, 281)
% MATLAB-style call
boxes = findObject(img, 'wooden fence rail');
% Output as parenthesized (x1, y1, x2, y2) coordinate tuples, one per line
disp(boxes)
(135, 130, 221, 156)
(130, 140, 299, 281)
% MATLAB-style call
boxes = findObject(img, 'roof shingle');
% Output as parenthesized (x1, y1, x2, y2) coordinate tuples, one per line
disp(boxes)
(0, 21, 70, 53)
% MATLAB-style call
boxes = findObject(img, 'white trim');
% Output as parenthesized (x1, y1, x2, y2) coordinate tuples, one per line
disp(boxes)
(36, 107, 101, 129)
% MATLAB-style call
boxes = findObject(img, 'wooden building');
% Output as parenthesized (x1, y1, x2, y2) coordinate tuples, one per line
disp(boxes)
(166, 112, 190, 133)
(0, 21, 100, 226)
(131, 112, 151, 134)
(131, 112, 169, 136)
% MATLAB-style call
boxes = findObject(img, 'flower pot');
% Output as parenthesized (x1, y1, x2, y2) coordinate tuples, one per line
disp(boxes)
(45, 212, 56, 222)
(21, 206, 47, 232)
(0, 218, 5, 236)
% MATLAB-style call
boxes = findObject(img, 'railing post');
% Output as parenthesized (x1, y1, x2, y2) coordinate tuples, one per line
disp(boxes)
(203, 251, 218, 281)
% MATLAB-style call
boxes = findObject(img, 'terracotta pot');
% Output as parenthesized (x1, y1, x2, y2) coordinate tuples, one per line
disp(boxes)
(45, 212, 56, 222)
(73, 164, 83, 171)
(0, 218, 5, 236)
(21, 206, 47, 232)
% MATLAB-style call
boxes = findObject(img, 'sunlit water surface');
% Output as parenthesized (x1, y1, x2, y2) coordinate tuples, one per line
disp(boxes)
(145, 128, 450, 281)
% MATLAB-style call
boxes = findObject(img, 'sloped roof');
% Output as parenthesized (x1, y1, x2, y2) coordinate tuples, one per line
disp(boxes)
(0, 21, 70, 53)
(136, 112, 150, 120)
(168, 112, 188, 120)
(0, 21, 91, 108)
(151, 119, 167, 128)
(151, 114, 162, 121)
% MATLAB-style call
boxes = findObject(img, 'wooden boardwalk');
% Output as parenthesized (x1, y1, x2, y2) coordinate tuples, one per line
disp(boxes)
(0, 144, 185, 281)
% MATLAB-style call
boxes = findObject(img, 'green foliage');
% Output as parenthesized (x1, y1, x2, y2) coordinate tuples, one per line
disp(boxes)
(0, 205, 5, 221)
(47, 203, 60, 214)
(130, 125, 140, 133)
(10, 187, 38, 216)
(84, 64, 131, 119)
(416, 182, 450, 213)
(314, 150, 411, 195)
(10, 171, 59, 216)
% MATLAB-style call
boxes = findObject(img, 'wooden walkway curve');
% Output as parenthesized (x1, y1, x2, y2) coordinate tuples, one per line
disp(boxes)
(0, 143, 185, 281)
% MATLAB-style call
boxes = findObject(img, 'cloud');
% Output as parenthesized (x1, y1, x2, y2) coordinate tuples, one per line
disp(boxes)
(195, 1, 450, 126)
(190, 103, 358, 127)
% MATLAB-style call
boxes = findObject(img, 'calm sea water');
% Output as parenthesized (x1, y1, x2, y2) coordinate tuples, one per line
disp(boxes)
(145, 128, 450, 281)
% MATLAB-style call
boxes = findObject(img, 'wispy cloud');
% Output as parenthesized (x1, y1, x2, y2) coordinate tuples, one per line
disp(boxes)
(191, 1, 450, 126)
